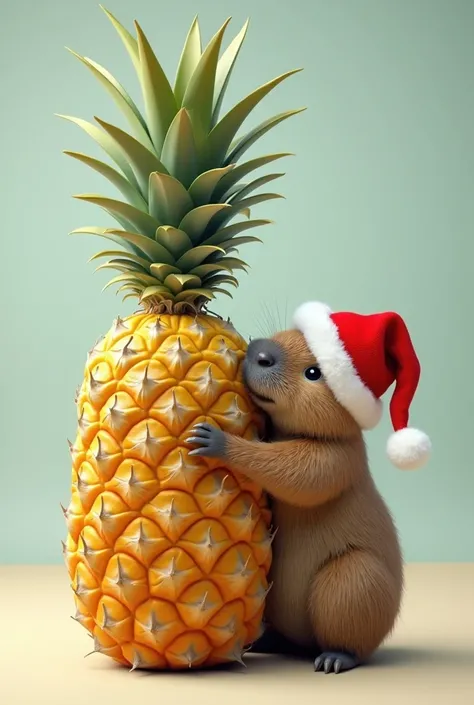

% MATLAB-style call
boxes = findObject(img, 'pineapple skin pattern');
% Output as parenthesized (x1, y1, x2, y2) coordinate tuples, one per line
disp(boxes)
(65, 312, 272, 669)
(60, 6, 303, 670)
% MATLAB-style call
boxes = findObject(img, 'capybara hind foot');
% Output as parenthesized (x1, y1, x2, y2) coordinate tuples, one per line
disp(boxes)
(314, 651, 360, 674)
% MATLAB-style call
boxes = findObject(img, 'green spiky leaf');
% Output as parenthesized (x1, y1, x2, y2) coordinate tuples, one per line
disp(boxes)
(74, 194, 161, 236)
(140, 285, 171, 300)
(174, 17, 202, 106)
(211, 20, 249, 127)
(202, 219, 272, 246)
(57, 115, 140, 190)
(189, 262, 232, 277)
(214, 256, 249, 271)
(202, 273, 239, 288)
(95, 117, 168, 196)
(70, 226, 145, 260)
(175, 245, 226, 271)
(212, 286, 234, 298)
(179, 204, 232, 243)
(225, 109, 305, 165)
(95, 258, 150, 275)
(206, 70, 302, 167)
(161, 109, 199, 188)
(227, 192, 283, 216)
(135, 21, 178, 152)
(155, 226, 193, 259)
(100, 6, 140, 73)
(89, 250, 153, 268)
(164, 273, 202, 294)
(219, 235, 263, 251)
(175, 288, 215, 302)
(149, 172, 194, 226)
(66, 49, 153, 149)
(149, 263, 180, 281)
(181, 18, 231, 143)
(226, 173, 284, 203)
(102, 272, 160, 292)
(213, 153, 292, 199)
(188, 165, 235, 206)
(105, 229, 175, 263)
(64, 151, 147, 211)
(213, 193, 283, 230)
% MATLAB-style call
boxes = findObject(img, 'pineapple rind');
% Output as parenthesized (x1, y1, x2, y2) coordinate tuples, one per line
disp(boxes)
(65, 312, 273, 669)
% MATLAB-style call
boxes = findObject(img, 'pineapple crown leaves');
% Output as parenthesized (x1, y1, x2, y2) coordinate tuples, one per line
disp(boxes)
(59, 5, 305, 312)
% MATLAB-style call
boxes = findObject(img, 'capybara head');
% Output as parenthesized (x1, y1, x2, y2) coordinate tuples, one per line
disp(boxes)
(243, 330, 361, 440)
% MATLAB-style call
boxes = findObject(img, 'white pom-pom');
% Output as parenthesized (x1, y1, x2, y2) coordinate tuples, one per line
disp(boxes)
(386, 427, 431, 470)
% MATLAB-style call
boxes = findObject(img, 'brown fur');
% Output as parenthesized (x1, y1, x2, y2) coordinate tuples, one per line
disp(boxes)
(224, 329, 404, 661)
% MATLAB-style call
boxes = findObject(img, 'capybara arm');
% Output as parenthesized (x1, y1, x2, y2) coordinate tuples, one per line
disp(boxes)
(224, 436, 362, 507)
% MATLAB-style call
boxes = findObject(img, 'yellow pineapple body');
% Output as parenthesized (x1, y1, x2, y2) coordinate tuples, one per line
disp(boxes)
(65, 312, 272, 669)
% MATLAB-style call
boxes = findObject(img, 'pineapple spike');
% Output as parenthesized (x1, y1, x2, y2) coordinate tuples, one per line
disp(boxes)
(205, 527, 215, 549)
(98, 495, 107, 521)
(130, 650, 145, 672)
(80, 534, 91, 557)
(230, 644, 247, 668)
(199, 591, 210, 612)
(101, 604, 111, 630)
(265, 581, 274, 598)
(84, 636, 103, 658)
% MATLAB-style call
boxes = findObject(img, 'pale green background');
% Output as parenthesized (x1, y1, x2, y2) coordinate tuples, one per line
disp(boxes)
(1, 0, 473, 563)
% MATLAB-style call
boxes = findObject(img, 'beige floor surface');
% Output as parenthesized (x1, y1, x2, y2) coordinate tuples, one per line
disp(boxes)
(1, 564, 473, 705)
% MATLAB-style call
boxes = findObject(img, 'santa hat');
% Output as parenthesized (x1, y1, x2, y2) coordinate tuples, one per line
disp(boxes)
(293, 301, 431, 470)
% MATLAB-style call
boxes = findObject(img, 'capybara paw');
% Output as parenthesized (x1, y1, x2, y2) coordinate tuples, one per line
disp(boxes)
(314, 651, 360, 674)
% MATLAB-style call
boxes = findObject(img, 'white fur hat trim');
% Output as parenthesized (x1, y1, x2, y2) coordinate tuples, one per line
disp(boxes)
(293, 301, 382, 430)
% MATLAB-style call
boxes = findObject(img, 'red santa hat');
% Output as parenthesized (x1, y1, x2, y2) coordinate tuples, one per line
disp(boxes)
(293, 301, 431, 470)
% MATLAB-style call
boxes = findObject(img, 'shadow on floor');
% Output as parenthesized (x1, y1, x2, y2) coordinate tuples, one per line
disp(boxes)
(368, 644, 474, 669)
(92, 643, 474, 678)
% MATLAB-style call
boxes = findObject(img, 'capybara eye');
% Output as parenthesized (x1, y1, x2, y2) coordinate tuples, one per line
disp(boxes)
(304, 366, 322, 381)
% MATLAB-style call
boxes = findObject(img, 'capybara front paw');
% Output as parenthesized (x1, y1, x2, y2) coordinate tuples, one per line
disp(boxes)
(314, 651, 360, 674)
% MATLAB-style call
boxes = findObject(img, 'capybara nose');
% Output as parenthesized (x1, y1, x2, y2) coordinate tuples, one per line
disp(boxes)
(246, 338, 282, 369)
(257, 350, 275, 367)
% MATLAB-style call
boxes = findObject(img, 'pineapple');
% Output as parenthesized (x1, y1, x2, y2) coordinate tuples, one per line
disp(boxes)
(60, 6, 303, 670)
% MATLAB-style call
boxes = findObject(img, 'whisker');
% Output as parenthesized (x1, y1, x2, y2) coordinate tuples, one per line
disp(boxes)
(262, 301, 277, 337)
(256, 302, 272, 338)
(275, 300, 283, 332)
